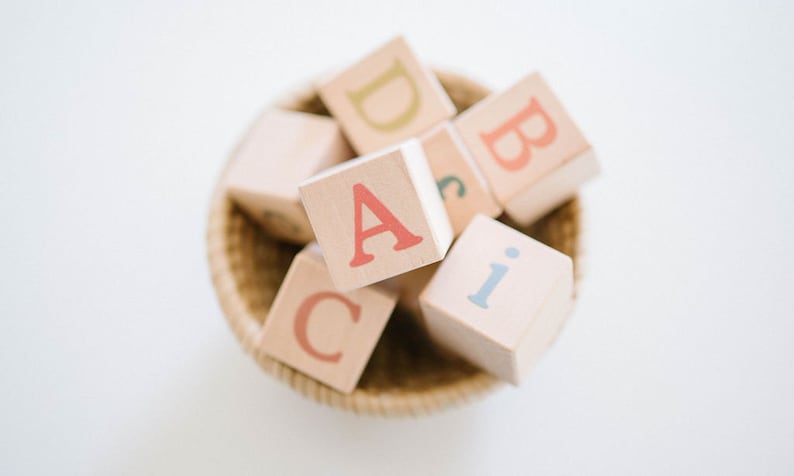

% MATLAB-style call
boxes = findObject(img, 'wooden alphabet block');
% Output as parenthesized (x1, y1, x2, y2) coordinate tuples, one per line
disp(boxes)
(420, 122, 502, 235)
(299, 139, 453, 291)
(258, 244, 398, 394)
(419, 214, 574, 384)
(225, 109, 353, 243)
(318, 36, 456, 155)
(454, 73, 598, 226)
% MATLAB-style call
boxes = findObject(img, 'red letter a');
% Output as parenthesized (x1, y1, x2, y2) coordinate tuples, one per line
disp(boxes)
(349, 183, 423, 268)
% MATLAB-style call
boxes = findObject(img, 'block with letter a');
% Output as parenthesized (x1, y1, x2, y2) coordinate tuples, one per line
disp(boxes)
(299, 139, 453, 291)
(318, 36, 456, 155)
(258, 244, 398, 394)
(225, 109, 353, 243)
(454, 73, 599, 226)
(420, 122, 502, 236)
(419, 215, 574, 385)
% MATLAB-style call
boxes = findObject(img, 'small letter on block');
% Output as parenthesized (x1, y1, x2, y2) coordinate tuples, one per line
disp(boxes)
(318, 36, 456, 155)
(299, 139, 453, 291)
(454, 73, 598, 226)
(420, 122, 502, 235)
(419, 215, 574, 384)
(258, 244, 397, 394)
(225, 109, 353, 243)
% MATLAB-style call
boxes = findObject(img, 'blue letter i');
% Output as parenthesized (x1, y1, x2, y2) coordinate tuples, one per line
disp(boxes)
(468, 247, 520, 310)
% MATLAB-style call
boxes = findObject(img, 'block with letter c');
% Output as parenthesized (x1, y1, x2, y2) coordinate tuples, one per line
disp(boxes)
(258, 244, 397, 394)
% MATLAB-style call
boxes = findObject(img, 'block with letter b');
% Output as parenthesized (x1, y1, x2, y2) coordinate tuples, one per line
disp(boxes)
(225, 109, 353, 243)
(318, 36, 456, 155)
(454, 73, 599, 226)
(420, 122, 502, 236)
(419, 215, 574, 385)
(258, 244, 398, 394)
(299, 139, 453, 291)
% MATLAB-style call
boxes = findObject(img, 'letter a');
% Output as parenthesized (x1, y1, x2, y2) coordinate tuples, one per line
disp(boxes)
(349, 183, 423, 267)
(346, 59, 421, 132)
(294, 291, 361, 362)
(479, 98, 557, 171)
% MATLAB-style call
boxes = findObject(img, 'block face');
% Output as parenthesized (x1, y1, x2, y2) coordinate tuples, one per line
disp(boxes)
(504, 148, 600, 225)
(258, 245, 398, 394)
(454, 73, 592, 207)
(299, 139, 453, 291)
(420, 123, 503, 235)
(318, 36, 456, 154)
(225, 109, 353, 243)
(230, 189, 315, 243)
(419, 215, 573, 384)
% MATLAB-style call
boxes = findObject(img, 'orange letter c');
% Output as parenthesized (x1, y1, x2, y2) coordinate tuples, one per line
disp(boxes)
(293, 291, 361, 362)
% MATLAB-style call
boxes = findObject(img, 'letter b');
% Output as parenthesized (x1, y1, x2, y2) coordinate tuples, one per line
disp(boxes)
(479, 98, 557, 171)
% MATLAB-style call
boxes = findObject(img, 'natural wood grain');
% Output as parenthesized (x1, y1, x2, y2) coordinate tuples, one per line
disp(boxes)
(419, 215, 574, 384)
(318, 36, 455, 154)
(454, 73, 598, 225)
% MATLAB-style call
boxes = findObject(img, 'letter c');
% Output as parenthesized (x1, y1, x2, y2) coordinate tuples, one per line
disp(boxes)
(293, 291, 361, 362)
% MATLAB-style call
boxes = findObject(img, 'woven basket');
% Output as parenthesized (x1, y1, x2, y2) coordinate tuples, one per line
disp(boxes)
(207, 70, 582, 417)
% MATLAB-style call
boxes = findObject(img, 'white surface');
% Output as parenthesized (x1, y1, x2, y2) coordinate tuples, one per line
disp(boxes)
(2, 1, 793, 474)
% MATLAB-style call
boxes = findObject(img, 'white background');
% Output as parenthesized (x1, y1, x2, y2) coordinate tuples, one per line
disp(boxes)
(2, 1, 794, 474)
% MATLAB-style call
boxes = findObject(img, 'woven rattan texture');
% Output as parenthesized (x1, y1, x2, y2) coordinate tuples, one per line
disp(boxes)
(207, 70, 582, 417)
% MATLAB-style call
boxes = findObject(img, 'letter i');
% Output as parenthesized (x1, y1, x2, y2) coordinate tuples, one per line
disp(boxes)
(468, 247, 520, 310)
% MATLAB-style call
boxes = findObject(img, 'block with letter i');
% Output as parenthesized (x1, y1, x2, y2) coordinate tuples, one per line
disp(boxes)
(299, 139, 453, 291)
(419, 215, 574, 384)
(258, 244, 398, 394)
(318, 36, 456, 155)
(454, 73, 599, 226)
(225, 109, 353, 243)
(420, 122, 502, 236)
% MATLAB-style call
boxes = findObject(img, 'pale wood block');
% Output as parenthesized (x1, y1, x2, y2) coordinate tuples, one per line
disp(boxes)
(258, 244, 398, 394)
(454, 73, 598, 226)
(299, 139, 453, 291)
(420, 122, 502, 236)
(225, 109, 353, 243)
(504, 148, 599, 225)
(318, 36, 456, 155)
(419, 214, 574, 385)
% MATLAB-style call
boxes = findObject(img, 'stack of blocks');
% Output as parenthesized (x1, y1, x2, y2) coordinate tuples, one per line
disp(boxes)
(224, 36, 599, 394)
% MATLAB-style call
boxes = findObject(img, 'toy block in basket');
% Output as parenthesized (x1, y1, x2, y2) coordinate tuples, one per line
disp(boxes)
(298, 139, 452, 291)
(209, 36, 595, 415)
(420, 122, 502, 236)
(318, 36, 456, 154)
(258, 244, 397, 394)
(455, 73, 599, 225)
(225, 109, 353, 243)
(419, 215, 574, 385)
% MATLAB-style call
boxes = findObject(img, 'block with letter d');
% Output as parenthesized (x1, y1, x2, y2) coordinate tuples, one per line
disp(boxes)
(318, 36, 456, 155)
(299, 139, 453, 291)
(454, 73, 599, 226)
(258, 244, 398, 394)
(419, 215, 574, 385)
